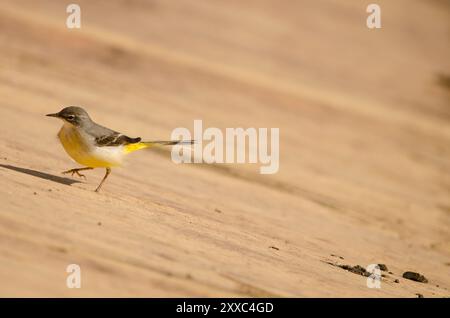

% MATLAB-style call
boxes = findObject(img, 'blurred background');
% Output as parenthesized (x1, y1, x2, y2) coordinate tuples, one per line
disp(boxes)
(0, 0, 449, 297)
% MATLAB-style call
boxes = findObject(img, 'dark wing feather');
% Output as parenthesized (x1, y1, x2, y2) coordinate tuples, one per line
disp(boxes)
(83, 121, 141, 147)
(95, 132, 141, 147)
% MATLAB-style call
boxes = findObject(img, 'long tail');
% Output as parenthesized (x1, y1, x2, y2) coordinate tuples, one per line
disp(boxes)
(124, 140, 194, 154)
(143, 140, 195, 146)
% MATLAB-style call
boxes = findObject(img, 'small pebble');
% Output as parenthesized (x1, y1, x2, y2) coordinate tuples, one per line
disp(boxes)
(403, 271, 428, 283)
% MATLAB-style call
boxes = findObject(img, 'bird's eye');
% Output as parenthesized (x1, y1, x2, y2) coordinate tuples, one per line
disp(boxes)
(67, 115, 75, 120)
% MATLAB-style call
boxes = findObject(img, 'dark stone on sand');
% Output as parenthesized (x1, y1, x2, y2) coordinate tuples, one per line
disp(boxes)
(339, 264, 370, 277)
(402, 271, 428, 283)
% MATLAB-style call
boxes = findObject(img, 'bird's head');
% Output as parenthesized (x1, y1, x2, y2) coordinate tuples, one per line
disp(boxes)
(46, 106, 91, 127)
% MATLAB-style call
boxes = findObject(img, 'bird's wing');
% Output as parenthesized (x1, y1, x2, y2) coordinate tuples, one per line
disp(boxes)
(95, 132, 142, 147)
(85, 123, 141, 147)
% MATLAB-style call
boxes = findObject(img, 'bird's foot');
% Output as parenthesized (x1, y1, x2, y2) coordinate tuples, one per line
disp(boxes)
(62, 168, 87, 180)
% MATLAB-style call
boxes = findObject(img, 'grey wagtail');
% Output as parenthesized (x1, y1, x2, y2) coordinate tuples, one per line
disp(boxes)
(47, 106, 193, 192)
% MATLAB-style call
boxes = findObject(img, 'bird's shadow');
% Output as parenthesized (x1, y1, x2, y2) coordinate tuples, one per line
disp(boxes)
(0, 164, 81, 186)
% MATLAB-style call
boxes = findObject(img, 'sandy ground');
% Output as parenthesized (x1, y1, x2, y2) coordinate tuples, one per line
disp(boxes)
(0, 0, 449, 297)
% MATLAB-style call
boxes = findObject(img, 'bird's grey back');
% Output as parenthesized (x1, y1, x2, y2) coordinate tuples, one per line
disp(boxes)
(84, 120, 119, 138)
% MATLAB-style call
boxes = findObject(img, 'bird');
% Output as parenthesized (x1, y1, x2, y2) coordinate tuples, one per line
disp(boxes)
(46, 106, 193, 192)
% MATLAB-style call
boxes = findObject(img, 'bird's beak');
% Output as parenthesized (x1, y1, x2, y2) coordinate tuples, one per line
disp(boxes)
(46, 112, 60, 118)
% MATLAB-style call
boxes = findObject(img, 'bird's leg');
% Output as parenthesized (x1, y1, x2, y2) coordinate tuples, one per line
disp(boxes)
(95, 168, 111, 192)
(62, 167, 93, 180)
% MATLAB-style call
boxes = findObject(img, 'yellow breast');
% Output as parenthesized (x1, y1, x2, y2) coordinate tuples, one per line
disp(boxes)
(57, 124, 124, 168)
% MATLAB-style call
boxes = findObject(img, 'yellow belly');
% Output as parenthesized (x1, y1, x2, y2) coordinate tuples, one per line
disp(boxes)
(58, 125, 123, 168)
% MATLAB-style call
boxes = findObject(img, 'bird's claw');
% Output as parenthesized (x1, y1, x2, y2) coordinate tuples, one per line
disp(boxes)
(62, 169, 87, 180)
